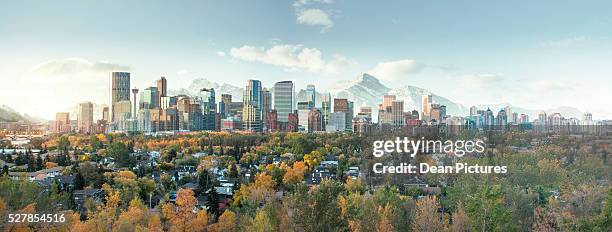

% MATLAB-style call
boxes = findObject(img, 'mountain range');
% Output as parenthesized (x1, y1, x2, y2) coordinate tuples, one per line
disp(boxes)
(170, 73, 582, 120)
(0, 105, 44, 123)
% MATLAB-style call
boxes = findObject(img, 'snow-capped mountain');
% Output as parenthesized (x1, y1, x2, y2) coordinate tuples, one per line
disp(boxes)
(330, 73, 468, 116)
(169, 78, 244, 102)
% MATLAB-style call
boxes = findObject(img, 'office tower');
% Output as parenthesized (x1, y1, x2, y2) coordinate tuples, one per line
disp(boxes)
(200, 88, 216, 130)
(229, 102, 244, 119)
(484, 108, 495, 128)
(157, 76, 167, 98)
(334, 98, 348, 112)
(220, 94, 232, 118)
(496, 109, 508, 127)
(55, 112, 70, 133)
(160, 96, 177, 109)
(321, 93, 331, 129)
(102, 107, 109, 122)
(359, 107, 372, 118)
(273, 81, 294, 123)
(538, 112, 547, 126)
(421, 94, 432, 121)
(298, 109, 310, 132)
(140, 87, 159, 109)
(308, 108, 322, 132)
(243, 79, 263, 132)
(268, 110, 278, 131)
(382, 95, 396, 109)
(378, 103, 393, 125)
(262, 88, 272, 130)
(333, 98, 353, 131)
(469, 106, 478, 116)
(391, 100, 404, 128)
(78, 102, 94, 134)
(111, 72, 130, 122)
(113, 100, 132, 130)
(306, 84, 316, 108)
(138, 109, 152, 132)
(429, 104, 442, 124)
(326, 112, 346, 132)
(510, 112, 519, 124)
(519, 114, 529, 124)
(297, 101, 310, 110)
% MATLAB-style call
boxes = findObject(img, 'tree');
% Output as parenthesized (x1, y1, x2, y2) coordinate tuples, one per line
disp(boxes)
(207, 187, 220, 217)
(107, 142, 131, 167)
(147, 214, 164, 232)
(376, 205, 395, 232)
(413, 196, 445, 232)
(211, 210, 237, 232)
(452, 201, 470, 232)
(74, 170, 85, 190)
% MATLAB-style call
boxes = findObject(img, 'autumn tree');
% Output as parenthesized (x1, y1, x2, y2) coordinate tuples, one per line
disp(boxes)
(452, 201, 470, 232)
(413, 196, 445, 232)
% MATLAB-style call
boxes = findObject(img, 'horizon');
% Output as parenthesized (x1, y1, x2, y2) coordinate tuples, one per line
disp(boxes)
(2, 1, 612, 119)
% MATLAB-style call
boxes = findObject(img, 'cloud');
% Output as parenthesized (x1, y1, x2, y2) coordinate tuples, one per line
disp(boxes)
(293, 0, 333, 7)
(368, 59, 425, 81)
(529, 79, 572, 91)
(296, 8, 334, 32)
(216, 51, 226, 57)
(177, 70, 188, 75)
(459, 74, 504, 88)
(30, 58, 129, 76)
(229, 44, 351, 73)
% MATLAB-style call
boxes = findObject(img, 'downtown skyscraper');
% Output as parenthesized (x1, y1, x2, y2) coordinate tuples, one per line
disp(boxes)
(243, 80, 263, 132)
(273, 81, 295, 123)
(111, 72, 131, 122)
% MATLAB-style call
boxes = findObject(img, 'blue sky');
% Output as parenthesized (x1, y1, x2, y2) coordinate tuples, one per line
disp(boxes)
(1, 0, 612, 119)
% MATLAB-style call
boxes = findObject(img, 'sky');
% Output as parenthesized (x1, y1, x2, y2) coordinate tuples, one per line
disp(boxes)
(1, 0, 612, 120)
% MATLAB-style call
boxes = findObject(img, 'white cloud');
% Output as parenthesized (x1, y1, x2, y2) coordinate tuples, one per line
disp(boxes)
(177, 69, 188, 75)
(216, 51, 226, 57)
(459, 74, 504, 88)
(296, 8, 334, 32)
(30, 58, 129, 76)
(293, 0, 333, 7)
(229, 44, 351, 74)
(529, 79, 571, 91)
(368, 59, 424, 81)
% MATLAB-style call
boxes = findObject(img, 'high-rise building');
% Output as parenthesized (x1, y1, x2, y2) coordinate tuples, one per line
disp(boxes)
(219, 94, 232, 118)
(469, 106, 478, 116)
(496, 109, 508, 128)
(321, 93, 331, 129)
(157, 76, 167, 98)
(306, 84, 316, 108)
(326, 112, 346, 132)
(287, 112, 298, 132)
(140, 87, 159, 109)
(297, 101, 310, 110)
(391, 100, 404, 128)
(243, 80, 263, 132)
(262, 88, 272, 130)
(102, 107, 109, 122)
(359, 107, 372, 118)
(298, 109, 310, 132)
(273, 81, 294, 123)
(201, 88, 216, 130)
(111, 72, 130, 122)
(421, 94, 432, 121)
(78, 102, 94, 134)
(308, 108, 322, 132)
(55, 112, 70, 133)
(382, 95, 396, 109)
(160, 96, 177, 109)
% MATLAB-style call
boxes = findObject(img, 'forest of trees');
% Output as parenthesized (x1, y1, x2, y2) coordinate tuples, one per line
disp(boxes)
(0, 131, 610, 231)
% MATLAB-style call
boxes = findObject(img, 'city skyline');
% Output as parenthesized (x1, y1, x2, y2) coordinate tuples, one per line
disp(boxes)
(2, 1, 612, 119)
